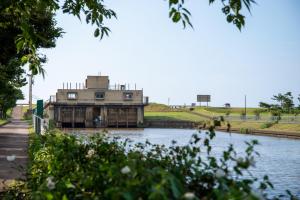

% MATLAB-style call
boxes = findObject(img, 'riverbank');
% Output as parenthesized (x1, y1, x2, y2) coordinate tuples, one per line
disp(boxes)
(144, 119, 300, 139)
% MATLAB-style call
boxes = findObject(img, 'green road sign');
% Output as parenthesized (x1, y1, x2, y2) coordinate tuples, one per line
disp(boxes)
(36, 100, 43, 118)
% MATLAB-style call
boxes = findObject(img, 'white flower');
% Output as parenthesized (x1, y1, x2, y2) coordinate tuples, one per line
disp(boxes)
(183, 192, 195, 199)
(86, 149, 95, 158)
(121, 166, 131, 174)
(6, 155, 16, 162)
(215, 169, 226, 178)
(76, 140, 81, 145)
(46, 176, 55, 190)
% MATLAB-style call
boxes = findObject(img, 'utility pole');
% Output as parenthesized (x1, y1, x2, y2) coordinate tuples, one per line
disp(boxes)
(244, 95, 247, 117)
(28, 73, 33, 113)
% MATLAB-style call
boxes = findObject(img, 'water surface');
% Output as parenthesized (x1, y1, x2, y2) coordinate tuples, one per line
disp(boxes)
(71, 128, 300, 198)
(108, 128, 300, 198)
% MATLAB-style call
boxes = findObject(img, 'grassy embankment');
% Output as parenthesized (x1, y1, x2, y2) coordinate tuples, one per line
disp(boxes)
(144, 103, 208, 122)
(145, 103, 300, 134)
(191, 107, 300, 133)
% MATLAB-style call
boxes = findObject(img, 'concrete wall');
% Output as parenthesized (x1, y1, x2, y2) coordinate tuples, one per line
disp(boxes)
(56, 89, 143, 105)
(86, 76, 109, 89)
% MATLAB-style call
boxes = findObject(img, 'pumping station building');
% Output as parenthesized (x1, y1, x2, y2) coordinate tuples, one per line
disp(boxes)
(46, 75, 147, 128)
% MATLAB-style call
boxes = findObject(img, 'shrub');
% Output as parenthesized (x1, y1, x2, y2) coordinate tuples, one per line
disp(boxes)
(260, 122, 274, 129)
(253, 109, 263, 120)
(3, 129, 289, 199)
(213, 119, 221, 127)
(219, 116, 224, 122)
(240, 128, 253, 134)
(270, 110, 281, 121)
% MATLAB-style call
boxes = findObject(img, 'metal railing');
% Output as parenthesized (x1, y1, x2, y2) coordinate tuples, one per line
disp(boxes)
(223, 115, 300, 124)
(33, 114, 49, 134)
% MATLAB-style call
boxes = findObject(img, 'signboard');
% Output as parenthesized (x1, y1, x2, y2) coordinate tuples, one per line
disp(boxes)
(36, 100, 43, 118)
(197, 95, 211, 102)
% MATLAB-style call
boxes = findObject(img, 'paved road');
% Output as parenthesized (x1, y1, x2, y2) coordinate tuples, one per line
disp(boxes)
(0, 106, 29, 190)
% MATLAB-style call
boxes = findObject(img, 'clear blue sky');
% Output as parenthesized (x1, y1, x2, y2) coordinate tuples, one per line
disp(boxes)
(20, 0, 300, 107)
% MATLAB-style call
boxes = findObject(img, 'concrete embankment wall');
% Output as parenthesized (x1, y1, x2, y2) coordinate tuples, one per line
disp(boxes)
(144, 120, 202, 129)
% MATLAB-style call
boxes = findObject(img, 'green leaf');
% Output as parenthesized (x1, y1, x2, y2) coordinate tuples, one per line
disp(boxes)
(172, 12, 181, 23)
(94, 28, 100, 37)
(226, 15, 234, 23)
(62, 194, 68, 200)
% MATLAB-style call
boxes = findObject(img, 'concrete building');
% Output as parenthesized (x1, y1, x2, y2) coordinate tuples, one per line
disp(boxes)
(46, 75, 147, 128)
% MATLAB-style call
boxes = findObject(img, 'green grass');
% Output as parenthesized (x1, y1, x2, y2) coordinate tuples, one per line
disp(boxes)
(6, 108, 13, 118)
(145, 112, 207, 122)
(191, 107, 298, 118)
(22, 105, 29, 114)
(0, 119, 8, 125)
(144, 103, 175, 112)
(144, 103, 300, 133)
(192, 107, 268, 117)
(220, 121, 300, 134)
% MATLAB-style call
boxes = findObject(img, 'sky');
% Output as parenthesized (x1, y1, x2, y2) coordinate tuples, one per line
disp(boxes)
(19, 0, 300, 107)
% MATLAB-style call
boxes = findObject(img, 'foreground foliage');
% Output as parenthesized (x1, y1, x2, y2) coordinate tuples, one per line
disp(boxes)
(4, 128, 295, 200)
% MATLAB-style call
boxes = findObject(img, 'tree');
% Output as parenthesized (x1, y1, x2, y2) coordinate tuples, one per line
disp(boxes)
(0, 0, 256, 116)
(259, 102, 271, 111)
(1, 0, 256, 75)
(282, 92, 294, 113)
(0, 0, 63, 116)
(260, 92, 296, 114)
(272, 92, 294, 113)
(0, 59, 27, 118)
(298, 94, 300, 109)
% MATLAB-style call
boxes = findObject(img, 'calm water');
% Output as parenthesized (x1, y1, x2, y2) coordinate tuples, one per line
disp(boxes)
(107, 128, 300, 198)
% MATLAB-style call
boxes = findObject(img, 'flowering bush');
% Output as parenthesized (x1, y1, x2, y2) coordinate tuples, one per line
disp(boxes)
(2, 128, 296, 199)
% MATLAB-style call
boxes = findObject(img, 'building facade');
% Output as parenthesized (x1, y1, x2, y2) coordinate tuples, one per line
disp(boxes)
(47, 76, 146, 128)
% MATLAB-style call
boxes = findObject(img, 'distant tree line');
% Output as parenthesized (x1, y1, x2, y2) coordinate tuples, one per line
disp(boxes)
(259, 92, 300, 116)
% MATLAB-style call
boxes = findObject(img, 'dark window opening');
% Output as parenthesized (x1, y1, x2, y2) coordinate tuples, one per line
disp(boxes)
(62, 122, 72, 128)
(95, 92, 105, 100)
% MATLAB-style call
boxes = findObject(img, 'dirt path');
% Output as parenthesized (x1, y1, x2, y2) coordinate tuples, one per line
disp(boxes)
(0, 106, 29, 191)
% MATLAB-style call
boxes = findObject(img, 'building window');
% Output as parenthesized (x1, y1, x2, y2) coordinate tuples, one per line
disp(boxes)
(67, 92, 77, 100)
(124, 92, 133, 100)
(95, 92, 105, 100)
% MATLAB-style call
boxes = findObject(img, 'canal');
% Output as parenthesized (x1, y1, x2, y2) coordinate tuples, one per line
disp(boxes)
(73, 128, 300, 198)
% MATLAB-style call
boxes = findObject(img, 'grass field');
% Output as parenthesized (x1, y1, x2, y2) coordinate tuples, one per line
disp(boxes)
(145, 103, 300, 133)
(191, 107, 267, 117)
(145, 112, 207, 122)
(191, 107, 298, 117)
(144, 103, 177, 112)
(219, 121, 300, 133)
